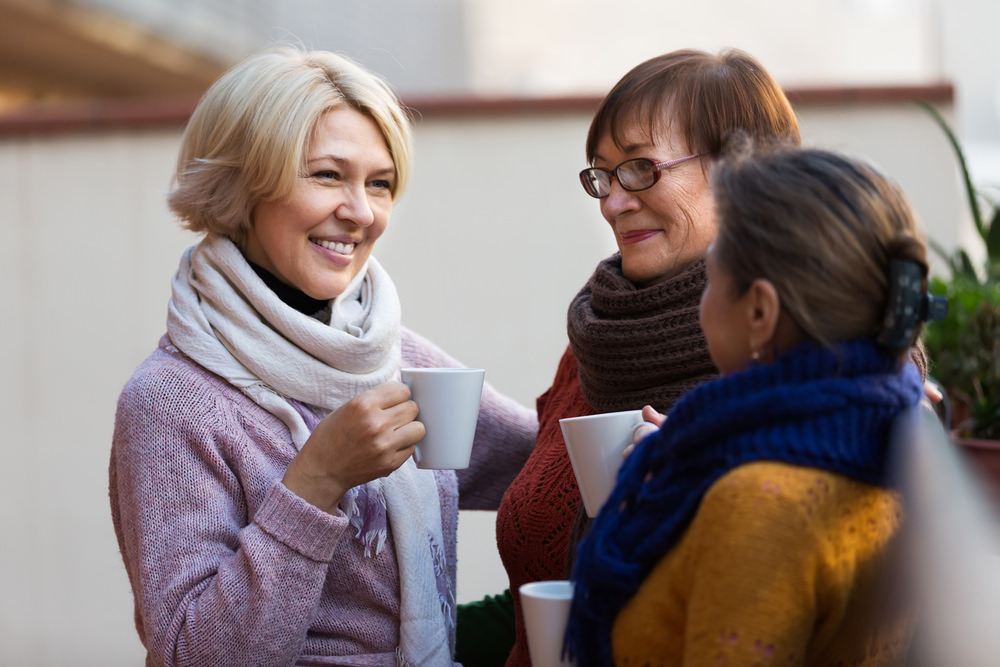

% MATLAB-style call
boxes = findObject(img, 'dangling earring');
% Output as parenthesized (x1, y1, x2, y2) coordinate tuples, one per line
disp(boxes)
(751, 348, 761, 361)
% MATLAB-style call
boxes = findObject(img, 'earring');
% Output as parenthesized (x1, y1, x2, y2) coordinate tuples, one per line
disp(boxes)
(751, 348, 760, 361)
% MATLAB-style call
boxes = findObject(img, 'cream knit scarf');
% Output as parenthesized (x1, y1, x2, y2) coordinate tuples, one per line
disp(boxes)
(167, 234, 452, 666)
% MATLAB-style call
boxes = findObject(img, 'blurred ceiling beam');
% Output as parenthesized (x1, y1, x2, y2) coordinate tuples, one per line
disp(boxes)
(0, 0, 234, 109)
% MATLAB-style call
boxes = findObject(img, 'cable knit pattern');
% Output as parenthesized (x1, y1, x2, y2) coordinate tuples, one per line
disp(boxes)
(611, 463, 915, 666)
(109, 327, 537, 667)
(568, 255, 716, 413)
(496, 255, 715, 667)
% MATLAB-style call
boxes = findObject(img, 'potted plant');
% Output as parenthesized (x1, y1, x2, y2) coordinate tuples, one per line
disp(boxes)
(917, 102, 1000, 501)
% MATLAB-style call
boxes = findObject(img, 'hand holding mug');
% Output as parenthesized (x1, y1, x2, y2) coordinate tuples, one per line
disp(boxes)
(283, 382, 424, 513)
(623, 405, 666, 459)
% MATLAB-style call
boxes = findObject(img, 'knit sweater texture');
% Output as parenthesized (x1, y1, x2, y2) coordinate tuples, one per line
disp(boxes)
(567, 339, 922, 665)
(495, 256, 715, 667)
(611, 462, 914, 666)
(109, 327, 537, 667)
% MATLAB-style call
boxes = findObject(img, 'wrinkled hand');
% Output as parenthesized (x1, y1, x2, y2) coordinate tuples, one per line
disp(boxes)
(623, 405, 667, 459)
(282, 382, 425, 513)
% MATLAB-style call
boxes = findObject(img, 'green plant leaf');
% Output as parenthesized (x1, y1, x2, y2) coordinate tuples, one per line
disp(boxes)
(987, 205, 1000, 263)
(928, 237, 954, 271)
(917, 101, 1000, 438)
(917, 102, 986, 237)
(957, 250, 978, 281)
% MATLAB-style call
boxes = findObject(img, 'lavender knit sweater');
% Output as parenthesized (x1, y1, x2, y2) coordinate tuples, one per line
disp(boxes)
(109, 327, 537, 667)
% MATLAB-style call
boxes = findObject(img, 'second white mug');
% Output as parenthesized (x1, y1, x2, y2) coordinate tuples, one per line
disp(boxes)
(560, 409, 645, 517)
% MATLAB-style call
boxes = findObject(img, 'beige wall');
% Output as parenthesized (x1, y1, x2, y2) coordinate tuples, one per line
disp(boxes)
(0, 99, 965, 664)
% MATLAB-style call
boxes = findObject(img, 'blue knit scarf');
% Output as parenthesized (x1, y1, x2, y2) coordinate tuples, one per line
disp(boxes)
(565, 338, 923, 666)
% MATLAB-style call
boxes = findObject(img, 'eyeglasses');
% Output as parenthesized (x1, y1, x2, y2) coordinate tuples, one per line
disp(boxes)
(579, 154, 702, 198)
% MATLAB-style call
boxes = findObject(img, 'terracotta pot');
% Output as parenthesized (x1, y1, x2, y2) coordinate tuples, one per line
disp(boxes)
(955, 437, 1000, 510)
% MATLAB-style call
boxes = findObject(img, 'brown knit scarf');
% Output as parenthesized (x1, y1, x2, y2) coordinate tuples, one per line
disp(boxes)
(567, 254, 717, 415)
(564, 254, 718, 572)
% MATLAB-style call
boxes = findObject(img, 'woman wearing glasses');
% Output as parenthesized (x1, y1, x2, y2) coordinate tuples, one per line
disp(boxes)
(567, 142, 931, 665)
(466, 48, 802, 667)
(109, 47, 536, 666)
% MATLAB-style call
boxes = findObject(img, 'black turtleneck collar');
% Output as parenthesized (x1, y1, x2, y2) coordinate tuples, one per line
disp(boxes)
(248, 261, 330, 318)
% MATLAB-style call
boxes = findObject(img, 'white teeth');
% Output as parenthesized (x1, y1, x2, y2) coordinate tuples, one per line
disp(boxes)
(313, 239, 355, 255)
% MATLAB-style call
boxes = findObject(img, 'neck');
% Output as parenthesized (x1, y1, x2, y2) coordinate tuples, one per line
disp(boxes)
(248, 261, 329, 318)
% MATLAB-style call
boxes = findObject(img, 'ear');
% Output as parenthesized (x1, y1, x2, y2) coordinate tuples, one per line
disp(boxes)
(743, 278, 782, 353)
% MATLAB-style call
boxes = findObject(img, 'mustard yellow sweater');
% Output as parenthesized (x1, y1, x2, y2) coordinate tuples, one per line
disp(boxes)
(611, 462, 914, 666)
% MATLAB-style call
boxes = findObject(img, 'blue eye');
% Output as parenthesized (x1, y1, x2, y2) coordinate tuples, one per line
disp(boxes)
(371, 179, 392, 191)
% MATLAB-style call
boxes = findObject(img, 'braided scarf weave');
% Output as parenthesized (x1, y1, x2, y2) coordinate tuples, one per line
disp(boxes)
(567, 255, 716, 414)
(565, 338, 923, 666)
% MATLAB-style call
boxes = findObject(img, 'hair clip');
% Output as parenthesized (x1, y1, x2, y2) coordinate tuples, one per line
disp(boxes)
(877, 258, 948, 350)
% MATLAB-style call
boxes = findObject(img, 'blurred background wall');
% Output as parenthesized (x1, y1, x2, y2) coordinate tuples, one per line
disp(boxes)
(1, 0, 998, 664)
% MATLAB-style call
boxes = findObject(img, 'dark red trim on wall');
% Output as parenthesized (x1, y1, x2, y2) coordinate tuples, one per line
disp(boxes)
(0, 83, 955, 136)
(0, 96, 200, 135)
(782, 82, 954, 106)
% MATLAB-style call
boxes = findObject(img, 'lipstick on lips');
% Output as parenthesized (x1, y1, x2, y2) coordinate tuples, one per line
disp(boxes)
(619, 229, 661, 246)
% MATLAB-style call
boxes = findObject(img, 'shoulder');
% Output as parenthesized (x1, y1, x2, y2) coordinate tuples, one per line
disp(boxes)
(642, 463, 902, 609)
(617, 463, 906, 664)
(704, 462, 899, 513)
(704, 462, 834, 506)
(117, 338, 237, 417)
(553, 345, 580, 381)
(691, 462, 902, 555)
(113, 337, 286, 453)
(400, 325, 428, 355)
(401, 326, 462, 369)
(536, 345, 586, 417)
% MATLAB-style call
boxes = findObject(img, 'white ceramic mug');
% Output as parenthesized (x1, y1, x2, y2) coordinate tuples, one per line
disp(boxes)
(519, 580, 576, 667)
(560, 409, 645, 517)
(400, 367, 485, 469)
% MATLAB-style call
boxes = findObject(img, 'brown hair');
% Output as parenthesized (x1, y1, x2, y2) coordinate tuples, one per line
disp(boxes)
(585, 48, 800, 163)
(711, 141, 929, 360)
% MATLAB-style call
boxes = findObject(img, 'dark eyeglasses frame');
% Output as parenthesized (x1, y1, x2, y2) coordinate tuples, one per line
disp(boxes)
(579, 154, 703, 199)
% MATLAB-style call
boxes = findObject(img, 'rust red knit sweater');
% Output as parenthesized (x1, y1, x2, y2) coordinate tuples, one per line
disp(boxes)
(496, 256, 716, 666)
(496, 346, 592, 666)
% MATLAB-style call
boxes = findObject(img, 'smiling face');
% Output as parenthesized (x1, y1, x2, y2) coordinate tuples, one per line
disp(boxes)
(593, 121, 716, 286)
(243, 106, 395, 300)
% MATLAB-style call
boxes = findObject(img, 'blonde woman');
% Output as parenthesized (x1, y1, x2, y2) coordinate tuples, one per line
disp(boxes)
(568, 143, 942, 665)
(109, 47, 536, 666)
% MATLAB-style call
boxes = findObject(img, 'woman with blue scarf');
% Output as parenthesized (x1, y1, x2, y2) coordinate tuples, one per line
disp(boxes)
(566, 142, 939, 665)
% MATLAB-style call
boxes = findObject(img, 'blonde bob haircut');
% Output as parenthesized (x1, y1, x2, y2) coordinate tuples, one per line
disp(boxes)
(167, 47, 413, 245)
